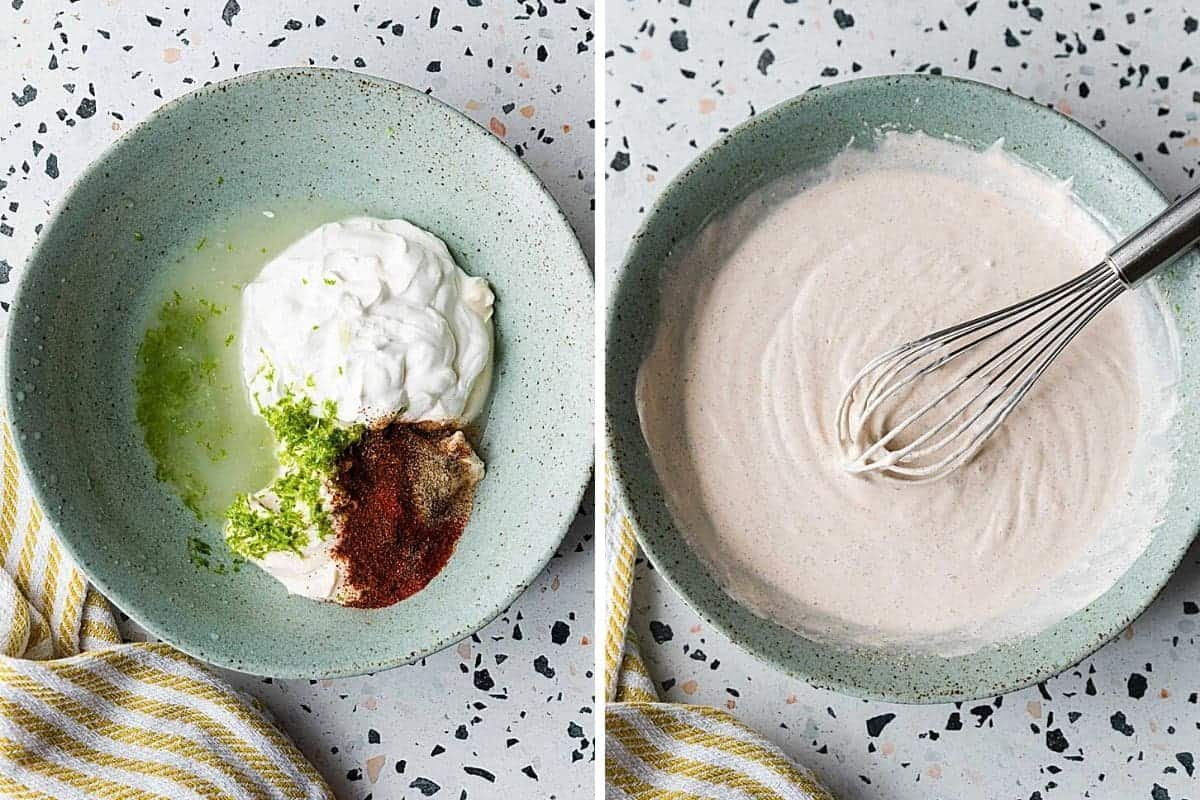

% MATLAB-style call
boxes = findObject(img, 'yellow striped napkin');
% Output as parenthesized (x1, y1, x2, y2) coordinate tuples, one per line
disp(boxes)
(603, 457, 835, 800)
(0, 420, 334, 799)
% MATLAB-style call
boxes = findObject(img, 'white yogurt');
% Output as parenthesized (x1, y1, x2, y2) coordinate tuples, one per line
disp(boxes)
(257, 537, 341, 599)
(239, 216, 494, 600)
(241, 216, 494, 426)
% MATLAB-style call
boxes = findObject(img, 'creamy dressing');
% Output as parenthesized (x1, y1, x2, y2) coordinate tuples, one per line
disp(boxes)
(638, 133, 1177, 654)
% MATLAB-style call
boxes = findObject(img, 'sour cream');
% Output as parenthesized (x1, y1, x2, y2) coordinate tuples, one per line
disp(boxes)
(241, 216, 494, 426)
(239, 216, 494, 600)
(256, 537, 340, 599)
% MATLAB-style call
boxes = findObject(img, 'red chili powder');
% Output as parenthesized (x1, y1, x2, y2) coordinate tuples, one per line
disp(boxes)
(330, 422, 482, 609)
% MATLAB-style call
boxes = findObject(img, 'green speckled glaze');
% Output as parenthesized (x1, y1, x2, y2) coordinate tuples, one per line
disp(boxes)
(606, 74, 1200, 703)
(7, 67, 592, 678)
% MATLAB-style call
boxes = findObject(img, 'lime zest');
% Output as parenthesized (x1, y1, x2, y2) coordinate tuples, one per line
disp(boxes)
(135, 291, 232, 517)
(252, 348, 277, 385)
(188, 535, 243, 574)
(223, 390, 363, 560)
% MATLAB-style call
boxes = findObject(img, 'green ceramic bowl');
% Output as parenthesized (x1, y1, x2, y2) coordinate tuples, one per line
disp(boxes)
(607, 74, 1200, 702)
(7, 68, 592, 678)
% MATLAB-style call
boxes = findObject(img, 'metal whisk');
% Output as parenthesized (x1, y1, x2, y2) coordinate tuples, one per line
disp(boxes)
(836, 183, 1200, 483)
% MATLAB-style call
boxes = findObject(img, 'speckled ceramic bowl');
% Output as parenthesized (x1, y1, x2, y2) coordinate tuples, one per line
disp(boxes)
(607, 74, 1200, 703)
(7, 67, 592, 678)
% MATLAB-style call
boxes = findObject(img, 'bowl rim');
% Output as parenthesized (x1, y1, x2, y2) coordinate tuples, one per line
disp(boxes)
(6, 65, 594, 678)
(606, 71, 1193, 703)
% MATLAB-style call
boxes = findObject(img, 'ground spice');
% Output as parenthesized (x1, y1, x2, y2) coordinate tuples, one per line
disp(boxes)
(330, 422, 483, 609)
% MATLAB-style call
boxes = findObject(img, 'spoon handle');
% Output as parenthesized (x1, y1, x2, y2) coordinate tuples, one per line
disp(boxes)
(1108, 182, 1200, 287)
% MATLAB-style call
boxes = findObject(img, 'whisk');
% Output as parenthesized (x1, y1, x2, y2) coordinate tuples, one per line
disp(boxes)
(836, 183, 1200, 483)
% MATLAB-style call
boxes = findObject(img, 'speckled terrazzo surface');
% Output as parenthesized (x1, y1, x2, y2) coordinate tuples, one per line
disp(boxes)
(2, 2, 594, 798)
(608, 2, 1200, 799)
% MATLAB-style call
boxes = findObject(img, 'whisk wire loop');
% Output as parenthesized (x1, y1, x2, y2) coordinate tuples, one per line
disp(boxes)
(836, 262, 1127, 482)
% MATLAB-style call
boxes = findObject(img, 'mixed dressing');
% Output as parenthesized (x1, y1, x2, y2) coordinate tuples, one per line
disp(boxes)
(638, 133, 1178, 654)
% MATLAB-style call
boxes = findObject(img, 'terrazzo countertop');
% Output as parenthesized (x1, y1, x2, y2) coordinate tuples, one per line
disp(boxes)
(607, 2, 1200, 799)
(2, 2, 595, 798)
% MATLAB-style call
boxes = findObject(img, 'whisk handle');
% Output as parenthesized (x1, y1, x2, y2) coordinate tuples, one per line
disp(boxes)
(1108, 182, 1200, 287)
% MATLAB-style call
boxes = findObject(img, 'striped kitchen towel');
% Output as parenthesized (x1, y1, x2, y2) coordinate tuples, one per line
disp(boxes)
(0, 419, 334, 799)
(603, 456, 835, 800)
